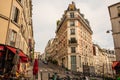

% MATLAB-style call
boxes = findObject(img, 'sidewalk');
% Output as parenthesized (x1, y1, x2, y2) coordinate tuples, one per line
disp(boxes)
(24, 62, 40, 80)
(24, 66, 33, 80)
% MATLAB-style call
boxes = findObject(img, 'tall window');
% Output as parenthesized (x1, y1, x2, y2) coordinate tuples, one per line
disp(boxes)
(12, 6, 19, 23)
(70, 21, 75, 26)
(70, 12, 74, 18)
(70, 29, 75, 35)
(10, 30, 17, 46)
(117, 6, 120, 17)
(71, 56, 76, 71)
(71, 47, 76, 53)
(79, 56, 81, 67)
(70, 38, 77, 43)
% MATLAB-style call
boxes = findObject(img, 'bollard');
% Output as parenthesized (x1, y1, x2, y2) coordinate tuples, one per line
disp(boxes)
(40, 72, 42, 80)
(48, 73, 50, 80)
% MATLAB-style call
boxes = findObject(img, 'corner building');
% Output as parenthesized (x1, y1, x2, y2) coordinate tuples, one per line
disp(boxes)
(55, 2, 93, 72)
(0, 0, 34, 72)
(108, 2, 120, 61)
(0, 0, 34, 56)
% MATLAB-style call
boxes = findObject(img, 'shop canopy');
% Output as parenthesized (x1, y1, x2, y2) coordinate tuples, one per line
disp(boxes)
(6, 46, 27, 57)
(0, 45, 5, 51)
(6, 46, 28, 63)
(112, 61, 120, 70)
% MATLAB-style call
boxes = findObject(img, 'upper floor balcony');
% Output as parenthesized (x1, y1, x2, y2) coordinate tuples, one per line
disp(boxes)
(68, 38, 78, 46)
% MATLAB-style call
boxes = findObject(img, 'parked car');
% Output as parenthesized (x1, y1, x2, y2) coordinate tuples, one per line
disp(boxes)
(43, 60, 48, 64)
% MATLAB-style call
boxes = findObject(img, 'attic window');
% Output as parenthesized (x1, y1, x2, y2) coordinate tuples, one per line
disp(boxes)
(70, 12, 74, 18)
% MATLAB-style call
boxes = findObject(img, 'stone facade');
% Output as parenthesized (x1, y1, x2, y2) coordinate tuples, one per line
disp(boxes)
(93, 44, 116, 77)
(108, 2, 120, 61)
(0, 0, 34, 72)
(0, 0, 34, 57)
(54, 2, 93, 72)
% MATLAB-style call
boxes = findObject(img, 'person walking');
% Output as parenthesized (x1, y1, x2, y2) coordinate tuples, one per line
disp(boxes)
(33, 59, 38, 80)
(52, 72, 57, 80)
(11, 48, 20, 78)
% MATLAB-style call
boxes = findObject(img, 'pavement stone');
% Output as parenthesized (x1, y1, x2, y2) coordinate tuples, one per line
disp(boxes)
(24, 66, 33, 80)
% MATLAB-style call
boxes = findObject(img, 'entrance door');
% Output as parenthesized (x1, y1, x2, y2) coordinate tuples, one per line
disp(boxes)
(71, 55, 76, 71)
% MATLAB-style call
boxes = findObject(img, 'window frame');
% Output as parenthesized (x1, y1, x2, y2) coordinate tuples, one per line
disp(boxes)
(70, 21, 75, 26)
(70, 29, 75, 35)
(71, 47, 76, 53)
(12, 6, 19, 23)
(9, 30, 17, 46)
(70, 12, 74, 18)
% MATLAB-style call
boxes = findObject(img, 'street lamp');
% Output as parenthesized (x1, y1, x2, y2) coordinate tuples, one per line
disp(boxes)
(106, 30, 112, 33)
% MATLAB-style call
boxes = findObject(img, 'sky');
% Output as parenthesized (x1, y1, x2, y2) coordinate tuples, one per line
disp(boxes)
(32, 0, 120, 53)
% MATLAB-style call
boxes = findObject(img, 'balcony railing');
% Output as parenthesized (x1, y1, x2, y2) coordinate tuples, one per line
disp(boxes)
(69, 39, 77, 44)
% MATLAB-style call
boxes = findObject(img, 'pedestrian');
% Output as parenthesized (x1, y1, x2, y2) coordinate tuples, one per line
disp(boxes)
(11, 48, 20, 77)
(85, 76, 89, 80)
(117, 75, 120, 80)
(33, 59, 38, 80)
(52, 72, 57, 80)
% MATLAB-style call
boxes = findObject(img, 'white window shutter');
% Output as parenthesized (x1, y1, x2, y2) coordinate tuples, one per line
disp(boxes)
(7, 29, 12, 45)
(11, 6, 16, 20)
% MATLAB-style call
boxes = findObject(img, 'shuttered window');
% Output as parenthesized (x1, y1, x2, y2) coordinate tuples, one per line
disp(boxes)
(9, 29, 17, 47)
(12, 6, 19, 23)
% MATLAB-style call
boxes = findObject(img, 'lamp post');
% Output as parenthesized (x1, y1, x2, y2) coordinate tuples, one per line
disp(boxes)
(106, 30, 112, 33)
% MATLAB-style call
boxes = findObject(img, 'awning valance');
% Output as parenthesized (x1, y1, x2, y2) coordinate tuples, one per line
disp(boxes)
(112, 61, 120, 70)
(0, 45, 4, 51)
(6, 46, 29, 63)
(21, 57, 28, 63)
(6, 46, 27, 58)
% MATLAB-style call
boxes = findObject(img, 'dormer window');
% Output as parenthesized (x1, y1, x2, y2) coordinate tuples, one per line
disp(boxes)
(70, 21, 75, 26)
(70, 12, 74, 18)
(117, 6, 120, 17)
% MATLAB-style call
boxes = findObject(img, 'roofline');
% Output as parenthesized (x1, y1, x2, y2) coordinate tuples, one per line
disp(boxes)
(108, 2, 120, 8)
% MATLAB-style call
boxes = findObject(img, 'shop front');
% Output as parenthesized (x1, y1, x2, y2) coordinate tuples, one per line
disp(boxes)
(112, 61, 120, 78)
(0, 44, 28, 76)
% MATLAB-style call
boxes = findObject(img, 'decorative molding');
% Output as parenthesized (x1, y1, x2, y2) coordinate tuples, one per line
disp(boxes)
(0, 14, 9, 20)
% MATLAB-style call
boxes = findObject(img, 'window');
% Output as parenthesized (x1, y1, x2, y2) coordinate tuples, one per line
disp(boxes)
(70, 12, 74, 18)
(71, 47, 76, 53)
(71, 56, 76, 71)
(70, 38, 77, 43)
(12, 6, 19, 23)
(70, 29, 75, 35)
(18, 0, 21, 2)
(79, 56, 81, 67)
(10, 30, 17, 46)
(70, 21, 75, 26)
(118, 6, 120, 17)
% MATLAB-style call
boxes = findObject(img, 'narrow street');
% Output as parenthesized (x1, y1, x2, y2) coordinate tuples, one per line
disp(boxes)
(38, 60, 67, 80)
(37, 60, 103, 80)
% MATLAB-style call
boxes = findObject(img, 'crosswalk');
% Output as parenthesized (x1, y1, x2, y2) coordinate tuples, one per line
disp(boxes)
(39, 68, 53, 72)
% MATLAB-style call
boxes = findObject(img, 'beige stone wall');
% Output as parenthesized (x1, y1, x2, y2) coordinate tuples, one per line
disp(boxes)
(0, 0, 11, 17)
(0, 18, 8, 44)
(93, 44, 116, 77)
(109, 2, 120, 61)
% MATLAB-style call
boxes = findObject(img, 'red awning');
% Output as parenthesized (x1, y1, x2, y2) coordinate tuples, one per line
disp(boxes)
(112, 61, 120, 70)
(6, 46, 29, 63)
(20, 57, 28, 63)
(0, 45, 4, 51)
(6, 46, 27, 58)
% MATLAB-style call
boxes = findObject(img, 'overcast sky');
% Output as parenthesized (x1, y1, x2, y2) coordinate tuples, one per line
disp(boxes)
(32, 0, 120, 53)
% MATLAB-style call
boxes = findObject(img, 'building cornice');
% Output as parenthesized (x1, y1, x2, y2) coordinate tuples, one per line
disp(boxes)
(0, 14, 9, 20)
(108, 2, 120, 8)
